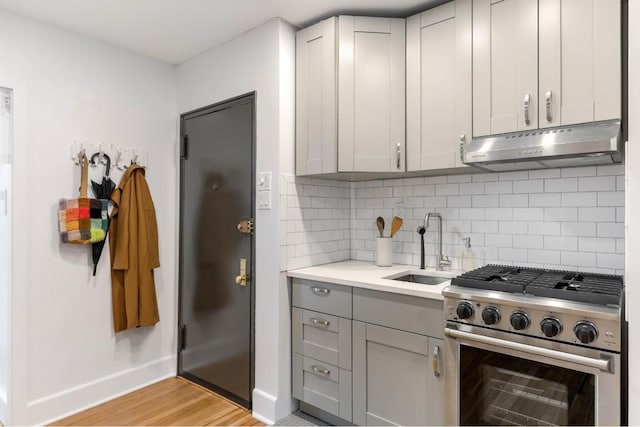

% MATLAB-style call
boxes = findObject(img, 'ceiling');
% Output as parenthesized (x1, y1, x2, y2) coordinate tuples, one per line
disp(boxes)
(0, 0, 444, 64)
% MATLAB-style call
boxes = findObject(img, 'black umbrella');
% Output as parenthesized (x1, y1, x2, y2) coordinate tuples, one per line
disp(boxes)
(90, 152, 116, 276)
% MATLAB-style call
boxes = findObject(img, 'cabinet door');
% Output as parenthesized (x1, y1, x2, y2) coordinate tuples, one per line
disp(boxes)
(353, 322, 444, 426)
(539, 0, 621, 127)
(473, 0, 538, 136)
(296, 17, 337, 175)
(407, 0, 472, 171)
(338, 16, 405, 172)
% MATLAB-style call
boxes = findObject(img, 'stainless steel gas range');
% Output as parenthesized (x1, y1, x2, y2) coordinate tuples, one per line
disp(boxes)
(443, 265, 625, 426)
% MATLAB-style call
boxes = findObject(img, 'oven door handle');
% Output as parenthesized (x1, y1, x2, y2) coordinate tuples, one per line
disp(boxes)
(445, 327, 613, 373)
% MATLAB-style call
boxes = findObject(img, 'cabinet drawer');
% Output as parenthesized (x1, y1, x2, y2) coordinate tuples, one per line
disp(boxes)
(292, 353, 352, 422)
(292, 279, 352, 318)
(293, 307, 352, 369)
(353, 287, 443, 338)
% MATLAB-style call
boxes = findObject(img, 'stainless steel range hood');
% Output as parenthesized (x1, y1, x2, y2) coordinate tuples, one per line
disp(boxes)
(463, 120, 622, 172)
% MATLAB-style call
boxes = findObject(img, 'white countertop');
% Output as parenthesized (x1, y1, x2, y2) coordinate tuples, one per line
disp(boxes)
(287, 260, 461, 300)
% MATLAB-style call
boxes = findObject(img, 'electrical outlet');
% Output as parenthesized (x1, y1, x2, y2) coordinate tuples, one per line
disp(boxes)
(394, 201, 405, 219)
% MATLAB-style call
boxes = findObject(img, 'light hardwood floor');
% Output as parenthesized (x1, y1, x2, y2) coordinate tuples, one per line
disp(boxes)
(51, 377, 265, 426)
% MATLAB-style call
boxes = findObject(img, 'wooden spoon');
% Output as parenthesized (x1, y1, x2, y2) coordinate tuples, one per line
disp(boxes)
(390, 216, 403, 238)
(376, 216, 385, 237)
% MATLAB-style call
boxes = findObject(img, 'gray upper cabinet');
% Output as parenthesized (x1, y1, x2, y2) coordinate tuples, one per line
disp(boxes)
(296, 17, 337, 175)
(295, 16, 406, 175)
(406, 0, 472, 171)
(473, 0, 621, 137)
(338, 16, 406, 173)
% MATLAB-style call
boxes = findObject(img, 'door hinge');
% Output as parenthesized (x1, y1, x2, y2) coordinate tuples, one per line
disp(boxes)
(179, 325, 187, 351)
(180, 134, 189, 160)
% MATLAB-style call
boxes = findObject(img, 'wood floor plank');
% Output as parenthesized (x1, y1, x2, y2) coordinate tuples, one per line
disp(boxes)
(52, 377, 260, 426)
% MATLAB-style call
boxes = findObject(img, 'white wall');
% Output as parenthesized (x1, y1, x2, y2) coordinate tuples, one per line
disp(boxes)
(627, 1, 639, 423)
(0, 9, 178, 425)
(177, 18, 297, 424)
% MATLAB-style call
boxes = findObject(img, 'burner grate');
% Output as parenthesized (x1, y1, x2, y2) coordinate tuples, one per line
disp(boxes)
(451, 264, 544, 294)
(451, 264, 624, 306)
(526, 271, 623, 305)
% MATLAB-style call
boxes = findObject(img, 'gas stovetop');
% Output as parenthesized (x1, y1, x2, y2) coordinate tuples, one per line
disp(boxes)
(451, 264, 623, 306)
(444, 264, 624, 351)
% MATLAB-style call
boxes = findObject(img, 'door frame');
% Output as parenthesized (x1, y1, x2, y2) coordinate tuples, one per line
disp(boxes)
(177, 92, 257, 409)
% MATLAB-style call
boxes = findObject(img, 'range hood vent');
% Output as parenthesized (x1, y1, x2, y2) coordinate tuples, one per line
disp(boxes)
(463, 120, 622, 172)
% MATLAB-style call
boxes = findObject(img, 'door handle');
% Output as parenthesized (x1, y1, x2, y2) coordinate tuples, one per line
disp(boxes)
(433, 345, 441, 378)
(459, 134, 466, 162)
(546, 90, 553, 123)
(524, 94, 531, 125)
(396, 142, 401, 169)
(235, 258, 248, 286)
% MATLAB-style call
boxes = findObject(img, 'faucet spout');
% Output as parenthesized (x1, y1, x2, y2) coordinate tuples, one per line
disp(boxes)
(422, 212, 450, 271)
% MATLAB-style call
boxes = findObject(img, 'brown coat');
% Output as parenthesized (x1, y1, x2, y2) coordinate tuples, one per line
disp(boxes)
(109, 164, 160, 332)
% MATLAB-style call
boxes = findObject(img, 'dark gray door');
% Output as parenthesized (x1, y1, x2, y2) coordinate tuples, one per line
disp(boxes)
(178, 93, 255, 408)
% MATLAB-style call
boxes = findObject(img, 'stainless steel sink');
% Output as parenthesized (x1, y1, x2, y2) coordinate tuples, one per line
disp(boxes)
(389, 274, 449, 286)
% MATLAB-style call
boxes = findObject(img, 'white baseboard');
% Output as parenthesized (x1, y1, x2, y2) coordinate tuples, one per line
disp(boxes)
(22, 355, 176, 426)
(252, 388, 277, 425)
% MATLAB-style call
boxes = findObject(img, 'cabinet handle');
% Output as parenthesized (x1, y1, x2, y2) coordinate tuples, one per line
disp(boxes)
(311, 365, 331, 377)
(396, 142, 401, 169)
(545, 90, 553, 123)
(309, 317, 330, 328)
(524, 94, 531, 125)
(311, 286, 330, 295)
(459, 134, 466, 163)
(433, 345, 441, 378)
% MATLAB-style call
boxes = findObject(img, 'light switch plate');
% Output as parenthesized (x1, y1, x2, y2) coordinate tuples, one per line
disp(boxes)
(258, 190, 271, 209)
(257, 172, 272, 191)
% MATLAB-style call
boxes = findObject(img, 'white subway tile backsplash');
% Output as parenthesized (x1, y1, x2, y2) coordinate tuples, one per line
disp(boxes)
(529, 193, 562, 207)
(544, 236, 577, 251)
(499, 194, 529, 207)
(544, 178, 577, 193)
(578, 207, 616, 222)
(562, 192, 597, 206)
(513, 208, 544, 221)
(597, 222, 624, 238)
(514, 180, 543, 193)
(597, 165, 625, 176)
(561, 166, 597, 177)
(513, 235, 543, 249)
(485, 181, 513, 194)
(284, 165, 624, 275)
(579, 237, 616, 253)
(544, 207, 578, 222)
(578, 176, 616, 192)
(530, 169, 561, 179)
(597, 191, 624, 206)
(561, 222, 597, 237)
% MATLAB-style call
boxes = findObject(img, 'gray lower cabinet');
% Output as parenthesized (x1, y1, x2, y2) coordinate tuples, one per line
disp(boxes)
(352, 321, 444, 426)
(290, 279, 444, 426)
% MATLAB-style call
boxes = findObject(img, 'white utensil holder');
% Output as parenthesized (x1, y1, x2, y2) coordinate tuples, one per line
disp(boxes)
(375, 237, 393, 267)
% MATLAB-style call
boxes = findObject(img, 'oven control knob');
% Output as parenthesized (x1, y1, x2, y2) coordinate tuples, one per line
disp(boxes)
(510, 311, 530, 330)
(540, 317, 563, 337)
(481, 307, 501, 325)
(456, 302, 474, 320)
(574, 321, 598, 344)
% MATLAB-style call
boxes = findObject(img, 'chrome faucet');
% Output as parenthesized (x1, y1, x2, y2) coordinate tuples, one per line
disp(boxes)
(422, 212, 450, 271)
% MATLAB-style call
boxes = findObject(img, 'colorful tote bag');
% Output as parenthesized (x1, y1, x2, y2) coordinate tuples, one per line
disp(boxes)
(58, 154, 108, 244)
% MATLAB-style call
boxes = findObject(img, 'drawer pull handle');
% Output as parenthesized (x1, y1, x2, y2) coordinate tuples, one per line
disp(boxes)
(311, 287, 330, 295)
(311, 365, 331, 376)
(310, 317, 330, 327)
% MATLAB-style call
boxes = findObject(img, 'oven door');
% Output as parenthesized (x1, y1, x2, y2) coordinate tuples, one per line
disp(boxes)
(444, 322, 620, 426)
